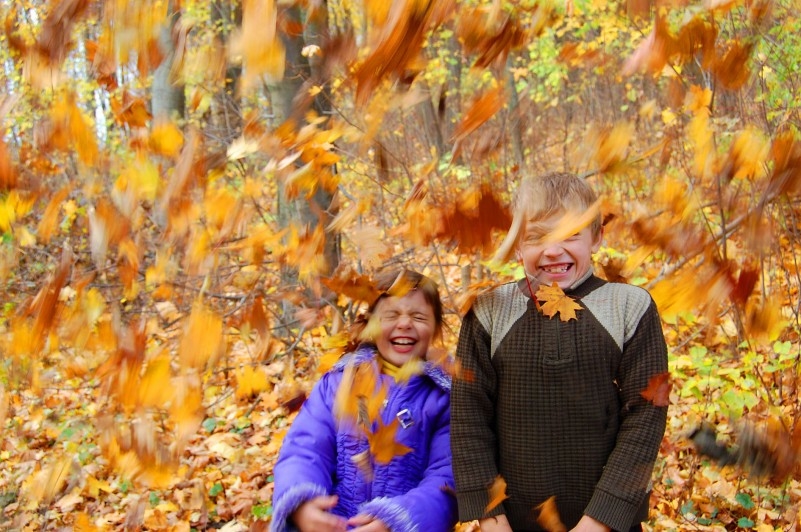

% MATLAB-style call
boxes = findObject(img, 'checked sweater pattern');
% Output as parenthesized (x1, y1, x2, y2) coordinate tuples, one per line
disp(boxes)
(451, 274, 668, 531)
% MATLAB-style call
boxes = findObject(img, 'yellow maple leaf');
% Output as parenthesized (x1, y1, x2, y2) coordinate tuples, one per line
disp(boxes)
(368, 418, 412, 465)
(536, 283, 583, 322)
(235, 366, 270, 399)
(485, 475, 509, 513)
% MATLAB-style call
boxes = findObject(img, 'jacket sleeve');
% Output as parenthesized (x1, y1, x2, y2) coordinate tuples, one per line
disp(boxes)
(359, 391, 457, 532)
(449, 308, 505, 522)
(270, 374, 338, 532)
(584, 298, 669, 531)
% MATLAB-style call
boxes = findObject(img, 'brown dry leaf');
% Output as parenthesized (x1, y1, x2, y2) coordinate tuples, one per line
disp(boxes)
(640, 372, 673, 407)
(354, 0, 454, 106)
(322, 268, 382, 305)
(34, 0, 91, 66)
(368, 417, 412, 464)
(622, 15, 675, 75)
(451, 87, 503, 159)
(37, 186, 71, 243)
(485, 475, 509, 514)
(534, 496, 567, 532)
(536, 283, 583, 322)
(0, 137, 17, 190)
(439, 184, 512, 256)
(712, 41, 754, 90)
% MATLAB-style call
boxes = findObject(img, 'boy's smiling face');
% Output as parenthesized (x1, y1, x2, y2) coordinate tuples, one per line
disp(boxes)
(517, 214, 602, 289)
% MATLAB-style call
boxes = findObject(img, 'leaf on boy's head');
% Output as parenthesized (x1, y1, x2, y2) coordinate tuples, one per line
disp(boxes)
(368, 418, 412, 464)
(534, 496, 567, 532)
(640, 372, 672, 407)
(485, 475, 509, 514)
(541, 198, 602, 244)
(535, 283, 583, 322)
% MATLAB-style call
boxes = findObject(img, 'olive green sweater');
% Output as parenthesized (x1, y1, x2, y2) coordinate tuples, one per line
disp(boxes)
(451, 274, 668, 531)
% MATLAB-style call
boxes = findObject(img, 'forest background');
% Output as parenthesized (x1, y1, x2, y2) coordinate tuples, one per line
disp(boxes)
(1, 0, 801, 529)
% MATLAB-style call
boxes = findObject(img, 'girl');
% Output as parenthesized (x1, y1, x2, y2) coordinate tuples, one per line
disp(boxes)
(270, 269, 457, 532)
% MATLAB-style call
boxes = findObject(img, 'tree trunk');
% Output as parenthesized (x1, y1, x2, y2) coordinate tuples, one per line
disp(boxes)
(151, 2, 185, 121)
(268, 2, 339, 287)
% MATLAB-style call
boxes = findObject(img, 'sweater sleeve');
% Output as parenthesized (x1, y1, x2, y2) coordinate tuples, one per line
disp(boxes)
(584, 299, 669, 531)
(359, 392, 457, 532)
(270, 375, 338, 532)
(450, 308, 505, 522)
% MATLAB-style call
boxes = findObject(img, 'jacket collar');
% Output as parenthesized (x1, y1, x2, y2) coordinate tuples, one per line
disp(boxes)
(333, 344, 451, 392)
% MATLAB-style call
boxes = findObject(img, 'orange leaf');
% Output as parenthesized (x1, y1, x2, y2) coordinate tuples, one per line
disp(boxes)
(322, 268, 382, 305)
(368, 418, 412, 464)
(535, 283, 583, 322)
(179, 302, 224, 369)
(437, 184, 512, 256)
(535, 496, 567, 532)
(451, 87, 503, 158)
(640, 372, 672, 407)
(485, 475, 509, 513)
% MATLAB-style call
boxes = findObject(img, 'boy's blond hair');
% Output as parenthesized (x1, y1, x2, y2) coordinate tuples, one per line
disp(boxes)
(493, 172, 603, 264)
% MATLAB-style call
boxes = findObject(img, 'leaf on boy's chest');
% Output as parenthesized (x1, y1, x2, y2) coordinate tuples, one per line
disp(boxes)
(535, 283, 583, 322)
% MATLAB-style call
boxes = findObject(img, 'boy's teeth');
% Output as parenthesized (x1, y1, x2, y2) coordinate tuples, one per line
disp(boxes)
(543, 265, 569, 273)
(393, 339, 415, 345)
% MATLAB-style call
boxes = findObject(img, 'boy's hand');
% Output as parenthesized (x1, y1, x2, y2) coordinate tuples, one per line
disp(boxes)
(348, 513, 390, 532)
(570, 515, 611, 532)
(479, 514, 514, 531)
(291, 495, 347, 532)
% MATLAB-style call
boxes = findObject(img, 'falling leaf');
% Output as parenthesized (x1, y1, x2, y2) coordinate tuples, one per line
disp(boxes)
(368, 417, 412, 464)
(640, 372, 673, 407)
(395, 358, 425, 383)
(451, 87, 503, 160)
(229, 0, 285, 90)
(536, 283, 583, 322)
(437, 184, 512, 256)
(322, 268, 382, 305)
(534, 496, 567, 532)
(179, 302, 224, 369)
(235, 366, 270, 399)
(485, 475, 509, 513)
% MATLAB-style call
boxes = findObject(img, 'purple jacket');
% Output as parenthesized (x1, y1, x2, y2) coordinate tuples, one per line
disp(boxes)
(270, 345, 457, 532)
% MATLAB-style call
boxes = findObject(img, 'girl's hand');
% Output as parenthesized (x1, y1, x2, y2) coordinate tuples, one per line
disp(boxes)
(292, 495, 347, 532)
(569, 515, 611, 532)
(348, 513, 390, 532)
(479, 514, 514, 532)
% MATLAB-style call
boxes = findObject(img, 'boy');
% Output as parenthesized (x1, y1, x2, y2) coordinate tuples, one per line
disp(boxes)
(451, 172, 668, 532)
